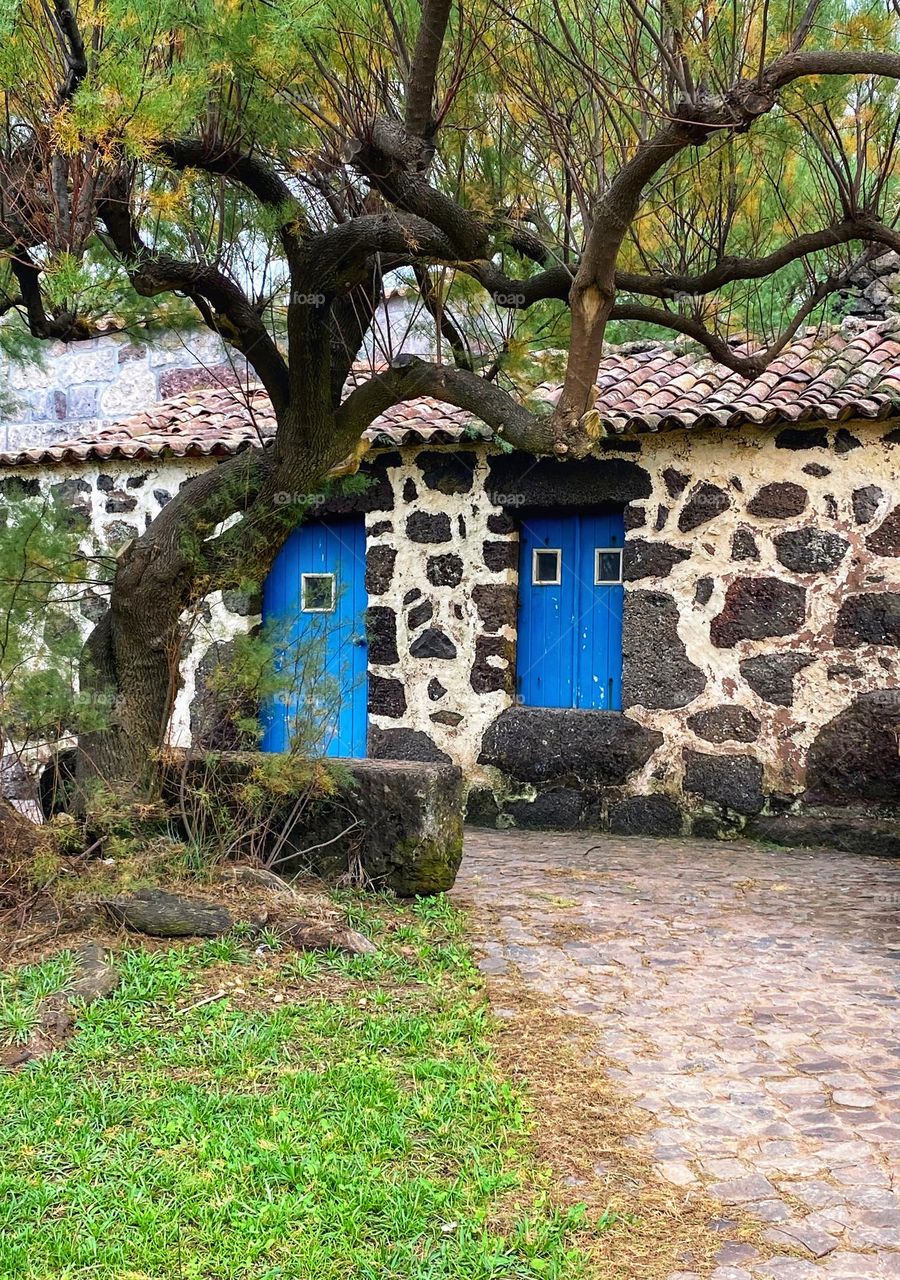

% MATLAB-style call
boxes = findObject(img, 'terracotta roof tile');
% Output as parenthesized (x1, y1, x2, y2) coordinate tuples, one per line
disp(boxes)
(5, 320, 900, 468)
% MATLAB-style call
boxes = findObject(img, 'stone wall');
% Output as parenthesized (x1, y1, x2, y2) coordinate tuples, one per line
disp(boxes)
(359, 423, 900, 834)
(0, 331, 243, 455)
(0, 294, 428, 456)
(0, 454, 246, 760)
(2, 415, 899, 839)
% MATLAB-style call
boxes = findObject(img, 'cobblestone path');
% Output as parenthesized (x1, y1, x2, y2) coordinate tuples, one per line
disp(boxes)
(456, 830, 900, 1280)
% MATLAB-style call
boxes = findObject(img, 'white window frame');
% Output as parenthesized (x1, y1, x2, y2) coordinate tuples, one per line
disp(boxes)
(532, 547, 562, 586)
(301, 572, 336, 613)
(594, 547, 623, 585)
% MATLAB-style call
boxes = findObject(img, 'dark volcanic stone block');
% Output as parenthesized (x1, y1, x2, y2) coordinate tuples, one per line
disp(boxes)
(479, 707, 662, 787)
(731, 527, 760, 561)
(694, 577, 714, 605)
(465, 786, 501, 827)
(470, 634, 515, 694)
(483, 540, 518, 572)
(775, 426, 829, 450)
(663, 467, 690, 498)
(852, 485, 883, 525)
(748, 812, 900, 858)
(407, 600, 434, 629)
(622, 539, 690, 581)
(294, 757, 463, 893)
(80, 592, 109, 623)
(105, 492, 138, 513)
(608, 794, 683, 837)
(834, 592, 900, 646)
(406, 511, 451, 543)
(774, 528, 849, 574)
(190, 640, 257, 751)
(866, 506, 900, 556)
(711, 577, 806, 647)
(622, 590, 706, 709)
(368, 727, 452, 766)
(365, 606, 399, 664)
(747, 481, 808, 519)
(739, 652, 814, 705)
(487, 510, 516, 535)
(833, 428, 862, 454)
(678, 482, 729, 532)
(430, 710, 463, 726)
(403, 477, 418, 502)
(222, 589, 262, 617)
(427, 678, 447, 701)
(318, 455, 396, 515)
(426, 553, 464, 587)
(418, 450, 477, 494)
(683, 750, 764, 814)
(0, 475, 40, 498)
(486, 454, 652, 507)
(624, 504, 646, 531)
(806, 690, 900, 803)
(472, 583, 518, 632)
(50, 478, 91, 531)
(410, 628, 457, 659)
(506, 788, 586, 830)
(368, 673, 406, 717)
(365, 545, 397, 595)
(687, 704, 761, 743)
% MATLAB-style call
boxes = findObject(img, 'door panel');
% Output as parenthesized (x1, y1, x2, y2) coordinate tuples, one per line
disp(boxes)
(261, 516, 368, 757)
(517, 511, 624, 710)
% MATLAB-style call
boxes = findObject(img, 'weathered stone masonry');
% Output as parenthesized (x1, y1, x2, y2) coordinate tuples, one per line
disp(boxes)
(2, 415, 899, 842)
(357, 421, 900, 838)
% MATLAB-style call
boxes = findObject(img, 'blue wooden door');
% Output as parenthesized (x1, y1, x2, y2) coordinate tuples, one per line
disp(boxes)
(517, 511, 624, 709)
(261, 516, 368, 757)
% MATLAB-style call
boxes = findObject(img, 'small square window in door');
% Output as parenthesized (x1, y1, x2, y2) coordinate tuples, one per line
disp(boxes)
(301, 573, 336, 612)
(532, 548, 561, 585)
(595, 548, 623, 584)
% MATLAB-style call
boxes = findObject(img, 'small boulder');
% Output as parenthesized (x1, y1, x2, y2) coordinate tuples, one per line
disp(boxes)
(218, 864, 298, 900)
(277, 917, 376, 956)
(69, 943, 119, 1003)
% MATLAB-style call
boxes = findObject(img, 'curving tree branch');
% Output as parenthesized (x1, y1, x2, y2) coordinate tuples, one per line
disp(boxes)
(333, 353, 553, 452)
(98, 182, 291, 412)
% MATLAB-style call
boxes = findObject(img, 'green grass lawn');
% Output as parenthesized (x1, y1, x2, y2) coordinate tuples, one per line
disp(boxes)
(0, 895, 602, 1279)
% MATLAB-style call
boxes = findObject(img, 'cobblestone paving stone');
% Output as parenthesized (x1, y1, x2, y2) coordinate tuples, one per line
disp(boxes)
(455, 830, 900, 1280)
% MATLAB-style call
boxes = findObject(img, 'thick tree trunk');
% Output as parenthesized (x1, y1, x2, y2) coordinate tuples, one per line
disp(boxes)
(74, 433, 353, 798)
(0, 797, 43, 858)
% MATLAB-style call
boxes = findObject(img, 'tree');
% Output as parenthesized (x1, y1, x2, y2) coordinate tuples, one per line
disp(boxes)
(1, 0, 900, 793)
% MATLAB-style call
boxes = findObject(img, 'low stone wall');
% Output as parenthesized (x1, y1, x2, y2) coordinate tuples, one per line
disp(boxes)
(168, 754, 464, 895)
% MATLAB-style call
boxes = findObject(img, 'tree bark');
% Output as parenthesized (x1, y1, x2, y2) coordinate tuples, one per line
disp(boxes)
(0, 798, 42, 858)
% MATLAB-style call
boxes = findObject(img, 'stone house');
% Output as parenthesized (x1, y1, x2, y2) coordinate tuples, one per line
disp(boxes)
(2, 320, 899, 850)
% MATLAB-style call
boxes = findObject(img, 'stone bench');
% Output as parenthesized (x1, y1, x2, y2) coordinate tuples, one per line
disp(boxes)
(169, 753, 464, 895)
